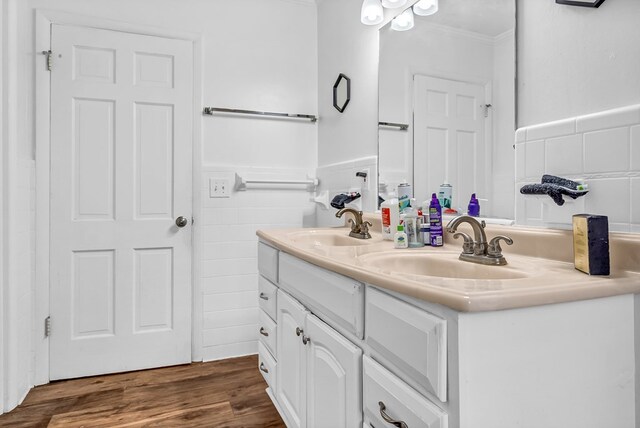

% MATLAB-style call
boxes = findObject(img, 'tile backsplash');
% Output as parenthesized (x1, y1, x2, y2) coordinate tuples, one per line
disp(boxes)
(515, 104, 640, 233)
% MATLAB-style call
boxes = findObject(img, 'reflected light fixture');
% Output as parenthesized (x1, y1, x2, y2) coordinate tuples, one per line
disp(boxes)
(361, 0, 384, 25)
(391, 7, 414, 31)
(381, 0, 408, 8)
(413, 0, 439, 16)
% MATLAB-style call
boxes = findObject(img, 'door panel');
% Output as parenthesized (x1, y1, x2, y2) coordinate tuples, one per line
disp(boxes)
(306, 315, 362, 428)
(414, 75, 486, 207)
(50, 24, 193, 380)
(276, 290, 308, 428)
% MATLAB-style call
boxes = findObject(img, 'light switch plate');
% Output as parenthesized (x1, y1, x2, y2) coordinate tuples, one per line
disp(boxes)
(210, 178, 230, 198)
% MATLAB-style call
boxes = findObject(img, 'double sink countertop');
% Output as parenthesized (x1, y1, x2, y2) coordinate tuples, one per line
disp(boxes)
(257, 215, 640, 312)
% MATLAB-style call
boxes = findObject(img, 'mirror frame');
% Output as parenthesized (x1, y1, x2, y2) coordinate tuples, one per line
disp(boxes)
(333, 73, 351, 113)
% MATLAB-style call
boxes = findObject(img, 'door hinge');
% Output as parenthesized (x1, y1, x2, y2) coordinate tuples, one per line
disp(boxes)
(41, 50, 53, 71)
(44, 316, 51, 337)
(483, 103, 493, 118)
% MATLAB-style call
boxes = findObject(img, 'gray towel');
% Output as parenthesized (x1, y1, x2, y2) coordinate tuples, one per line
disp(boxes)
(520, 175, 588, 206)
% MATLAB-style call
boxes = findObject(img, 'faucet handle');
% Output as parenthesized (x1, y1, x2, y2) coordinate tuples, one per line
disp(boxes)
(453, 232, 475, 254)
(487, 235, 513, 258)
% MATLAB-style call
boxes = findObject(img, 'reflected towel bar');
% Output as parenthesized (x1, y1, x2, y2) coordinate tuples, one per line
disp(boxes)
(203, 107, 317, 122)
(379, 121, 409, 130)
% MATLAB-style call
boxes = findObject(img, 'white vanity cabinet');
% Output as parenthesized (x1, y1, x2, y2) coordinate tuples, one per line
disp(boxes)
(276, 288, 363, 428)
(257, 243, 280, 398)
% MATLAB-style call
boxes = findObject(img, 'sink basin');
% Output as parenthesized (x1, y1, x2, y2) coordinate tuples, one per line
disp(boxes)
(287, 230, 373, 247)
(357, 251, 531, 280)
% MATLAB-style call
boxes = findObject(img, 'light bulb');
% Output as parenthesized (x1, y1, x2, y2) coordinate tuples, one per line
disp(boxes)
(413, 0, 438, 16)
(391, 8, 414, 31)
(361, 0, 384, 25)
(381, 0, 408, 8)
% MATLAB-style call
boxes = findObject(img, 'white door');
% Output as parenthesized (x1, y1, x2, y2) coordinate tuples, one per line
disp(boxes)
(49, 24, 193, 380)
(277, 290, 309, 428)
(306, 314, 362, 428)
(413, 75, 486, 209)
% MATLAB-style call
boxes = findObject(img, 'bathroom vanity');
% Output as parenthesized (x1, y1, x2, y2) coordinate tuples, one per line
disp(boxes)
(256, 217, 640, 428)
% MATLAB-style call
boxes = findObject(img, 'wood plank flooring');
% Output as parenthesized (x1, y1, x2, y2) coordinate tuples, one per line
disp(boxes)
(0, 355, 285, 427)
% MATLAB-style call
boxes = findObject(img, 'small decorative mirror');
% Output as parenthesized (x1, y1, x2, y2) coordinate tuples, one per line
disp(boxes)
(333, 73, 351, 113)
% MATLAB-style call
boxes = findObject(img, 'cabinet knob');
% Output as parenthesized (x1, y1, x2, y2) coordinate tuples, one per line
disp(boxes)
(259, 362, 269, 374)
(259, 327, 269, 337)
(302, 335, 311, 345)
(295, 327, 304, 337)
(378, 401, 408, 428)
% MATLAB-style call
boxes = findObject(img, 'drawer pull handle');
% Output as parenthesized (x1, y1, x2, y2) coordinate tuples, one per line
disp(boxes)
(259, 362, 269, 374)
(378, 401, 408, 428)
(259, 293, 269, 301)
(302, 335, 311, 345)
(259, 327, 269, 337)
(296, 327, 304, 337)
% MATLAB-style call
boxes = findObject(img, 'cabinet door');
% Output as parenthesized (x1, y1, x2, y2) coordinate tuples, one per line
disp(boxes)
(277, 290, 308, 428)
(306, 314, 362, 428)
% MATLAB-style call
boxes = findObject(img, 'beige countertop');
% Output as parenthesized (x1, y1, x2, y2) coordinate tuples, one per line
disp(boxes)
(256, 216, 640, 312)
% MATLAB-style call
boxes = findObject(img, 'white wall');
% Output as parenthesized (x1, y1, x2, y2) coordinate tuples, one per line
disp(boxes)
(515, 104, 640, 233)
(316, 0, 379, 218)
(0, 0, 318, 411)
(491, 31, 516, 219)
(517, 0, 640, 128)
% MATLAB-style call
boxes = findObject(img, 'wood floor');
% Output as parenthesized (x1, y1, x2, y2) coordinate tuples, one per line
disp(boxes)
(0, 355, 285, 427)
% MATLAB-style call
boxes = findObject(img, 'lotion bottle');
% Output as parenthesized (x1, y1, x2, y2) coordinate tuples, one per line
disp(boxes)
(394, 224, 408, 249)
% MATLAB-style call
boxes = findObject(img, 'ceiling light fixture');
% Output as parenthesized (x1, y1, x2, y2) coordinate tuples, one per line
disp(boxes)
(413, 0, 439, 16)
(391, 7, 415, 31)
(360, 0, 384, 25)
(381, 0, 408, 8)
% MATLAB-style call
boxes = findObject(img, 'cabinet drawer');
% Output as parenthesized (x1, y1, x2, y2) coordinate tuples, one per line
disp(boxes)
(279, 252, 364, 338)
(364, 356, 448, 428)
(258, 342, 277, 392)
(258, 309, 277, 358)
(258, 242, 279, 284)
(258, 275, 277, 321)
(366, 287, 447, 402)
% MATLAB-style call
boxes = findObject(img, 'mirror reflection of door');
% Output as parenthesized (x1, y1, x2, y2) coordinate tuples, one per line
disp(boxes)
(413, 75, 486, 210)
(378, 0, 516, 219)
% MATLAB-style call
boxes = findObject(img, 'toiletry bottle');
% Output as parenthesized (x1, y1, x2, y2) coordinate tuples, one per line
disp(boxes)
(468, 193, 480, 217)
(438, 183, 452, 210)
(404, 203, 423, 248)
(418, 207, 431, 245)
(429, 193, 443, 247)
(394, 224, 408, 249)
(381, 197, 400, 240)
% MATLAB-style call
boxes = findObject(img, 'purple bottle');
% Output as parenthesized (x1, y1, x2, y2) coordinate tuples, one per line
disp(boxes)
(429, 193, 443, 247)
(468, 193, 480, 217)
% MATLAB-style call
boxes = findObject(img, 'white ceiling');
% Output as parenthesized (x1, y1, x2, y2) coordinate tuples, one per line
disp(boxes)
(416, 0, 515, 37)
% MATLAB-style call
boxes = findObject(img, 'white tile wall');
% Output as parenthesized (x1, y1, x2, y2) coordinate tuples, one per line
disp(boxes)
(515, 104, 640, 232)
(315, 156, 378, 227)
(200, 165, 316, 361)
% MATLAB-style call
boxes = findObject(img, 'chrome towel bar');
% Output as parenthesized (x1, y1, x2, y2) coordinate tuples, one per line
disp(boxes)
(379, 121, 409, 130)
(203, 107, 317, 122)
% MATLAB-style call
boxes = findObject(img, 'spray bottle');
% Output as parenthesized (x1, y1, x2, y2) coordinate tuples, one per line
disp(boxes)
(429, 193, 443, 247)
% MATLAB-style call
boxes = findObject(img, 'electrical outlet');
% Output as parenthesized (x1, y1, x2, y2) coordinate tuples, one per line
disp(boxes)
(209, 178, 231, 198)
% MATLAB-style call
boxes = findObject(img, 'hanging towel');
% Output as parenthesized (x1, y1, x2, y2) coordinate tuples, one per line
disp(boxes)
(520, 175, 588, 206)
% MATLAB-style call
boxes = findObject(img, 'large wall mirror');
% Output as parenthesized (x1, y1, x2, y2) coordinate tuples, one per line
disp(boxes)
(378, 0, 516, 220)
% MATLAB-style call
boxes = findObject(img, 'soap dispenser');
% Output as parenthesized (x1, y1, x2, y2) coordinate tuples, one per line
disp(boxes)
(468, 193, 480, 217)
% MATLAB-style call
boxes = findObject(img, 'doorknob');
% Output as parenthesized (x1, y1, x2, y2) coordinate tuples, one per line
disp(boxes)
(175, 216, 189, 228)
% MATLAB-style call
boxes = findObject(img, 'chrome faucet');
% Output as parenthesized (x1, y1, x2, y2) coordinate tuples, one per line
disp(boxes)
(446, 215, 513, 265)
(335, 208, 372, 239)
